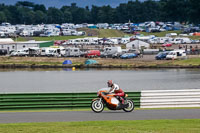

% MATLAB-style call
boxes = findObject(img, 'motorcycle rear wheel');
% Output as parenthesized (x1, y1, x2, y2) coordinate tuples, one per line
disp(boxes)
(91, 99, 104, 113)
(123, 99, 134, 112)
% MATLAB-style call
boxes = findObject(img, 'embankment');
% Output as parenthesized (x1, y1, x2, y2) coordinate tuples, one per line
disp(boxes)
(0, 56, 200, 69)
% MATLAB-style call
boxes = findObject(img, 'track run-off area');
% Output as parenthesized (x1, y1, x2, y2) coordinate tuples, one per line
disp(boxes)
(0, 109, 200, 123)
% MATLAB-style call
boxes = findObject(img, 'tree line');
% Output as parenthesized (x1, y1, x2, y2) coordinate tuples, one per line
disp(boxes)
(0, 0, 199, 25)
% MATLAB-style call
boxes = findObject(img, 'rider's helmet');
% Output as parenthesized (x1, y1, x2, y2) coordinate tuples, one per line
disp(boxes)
(107, 80, 113, 87)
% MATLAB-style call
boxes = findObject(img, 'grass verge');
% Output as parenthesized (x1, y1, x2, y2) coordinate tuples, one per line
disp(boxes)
(1, 56, 200, 68)
(0, 119, 199, 133)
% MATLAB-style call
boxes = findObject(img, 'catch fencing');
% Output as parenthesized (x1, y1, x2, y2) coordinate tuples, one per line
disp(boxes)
(1, 89, 199, 110)
(0, 92, 141, 110)
(140, 89, 200, 108)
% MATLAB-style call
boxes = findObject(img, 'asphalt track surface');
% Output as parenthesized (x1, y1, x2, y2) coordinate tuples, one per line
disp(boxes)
(0, 109, 200, 123)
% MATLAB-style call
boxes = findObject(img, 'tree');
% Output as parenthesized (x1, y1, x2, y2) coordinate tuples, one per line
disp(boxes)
(91, 5, 100, 23)
(16, 1, 35, 8)
(0, 0, 199, 24)
(98, 5, 115, 23)
(115, 3, 128, 23)
(63, 10, 73, 23)
(34, 10, 47, 24)
(143, 0, 161, 22)
(47, 7, 64, 24)
(17, 7, 33, 24)
(0, 11, 7, 23)
(188, 0, 200, 24)
(160, 0, 189, 22)
(33, 4, 46, 13)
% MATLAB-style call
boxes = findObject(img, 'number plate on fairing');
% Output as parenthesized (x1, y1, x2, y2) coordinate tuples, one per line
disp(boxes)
(111, 97, 119, 105)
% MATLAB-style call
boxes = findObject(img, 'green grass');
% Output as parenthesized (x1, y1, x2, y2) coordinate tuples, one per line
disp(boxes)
(14, 36, 85, 41)
(188, 36, 200, 40)
(171, 58, 200, 66)
(0, 119, 199, 133)
(98, 29, 126, 38)
(1, 61, 63, 65)
(140, 30, 182, 37)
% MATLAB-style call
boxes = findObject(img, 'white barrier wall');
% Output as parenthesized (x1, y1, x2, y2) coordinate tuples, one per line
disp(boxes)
(140, 89, 200, 108)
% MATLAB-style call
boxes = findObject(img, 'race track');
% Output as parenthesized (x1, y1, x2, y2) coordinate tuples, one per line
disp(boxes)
(0, 109, 200, 123)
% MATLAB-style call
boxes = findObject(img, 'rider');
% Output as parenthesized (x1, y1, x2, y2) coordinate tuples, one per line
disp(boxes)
(107, 80, 125, 104)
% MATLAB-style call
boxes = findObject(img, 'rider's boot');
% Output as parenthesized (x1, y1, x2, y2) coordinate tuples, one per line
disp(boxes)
(120, 97, 124, 104)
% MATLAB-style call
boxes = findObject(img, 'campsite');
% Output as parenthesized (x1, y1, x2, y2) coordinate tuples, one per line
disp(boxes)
(0, 0, 200, 133)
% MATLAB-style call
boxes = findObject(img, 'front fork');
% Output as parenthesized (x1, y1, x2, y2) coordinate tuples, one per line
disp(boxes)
(92, 98, 102, 106)
(97, 98, 102, 106)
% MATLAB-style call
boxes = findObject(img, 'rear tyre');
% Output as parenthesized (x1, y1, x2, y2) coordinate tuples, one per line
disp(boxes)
(123, 99, 134, 112)
(91, 99, 104, 113)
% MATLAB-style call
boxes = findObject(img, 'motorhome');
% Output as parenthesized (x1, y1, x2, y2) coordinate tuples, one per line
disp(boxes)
(166, 50, 187, 60)
(101, 46, 122, 58)
(180, 38, 192, 44)
(157, 37, 172, 44)
(170, 38, 182, 44)
(40, 47, 57, 56)
(64, 47, 81, 57)
(170, 38, 192, 44)
(10, 47, 40, 56)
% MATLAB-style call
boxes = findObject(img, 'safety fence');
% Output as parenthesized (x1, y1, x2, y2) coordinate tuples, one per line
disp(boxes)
(0, 92, 141, 110)
(140, 89, 200, 108)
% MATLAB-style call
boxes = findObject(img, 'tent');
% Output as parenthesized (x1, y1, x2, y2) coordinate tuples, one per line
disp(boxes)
(126, 40, 150, 49)
(85, 59, 98, 65)
(62, 60, 72, 65)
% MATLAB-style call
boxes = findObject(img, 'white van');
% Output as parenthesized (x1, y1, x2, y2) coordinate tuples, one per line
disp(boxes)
(166, 50, 187, 60)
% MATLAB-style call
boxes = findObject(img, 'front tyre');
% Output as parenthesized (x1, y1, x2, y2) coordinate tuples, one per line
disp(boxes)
(91, 99, 104, 113)
(123, 99, 134, 112)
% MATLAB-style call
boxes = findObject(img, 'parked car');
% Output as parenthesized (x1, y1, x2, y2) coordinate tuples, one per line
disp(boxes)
(120, 53, 138, 59)
(162, 43, 172, 47)
(155, 51, 170, 60)
(84, 50, 101, 58)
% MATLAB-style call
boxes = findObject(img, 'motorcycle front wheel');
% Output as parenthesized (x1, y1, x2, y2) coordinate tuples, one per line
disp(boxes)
(91, 99, 104, 113)
(123, 99, 134, 112)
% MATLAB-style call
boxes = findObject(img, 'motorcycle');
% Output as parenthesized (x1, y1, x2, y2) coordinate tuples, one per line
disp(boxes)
(91, 88, 134, 113)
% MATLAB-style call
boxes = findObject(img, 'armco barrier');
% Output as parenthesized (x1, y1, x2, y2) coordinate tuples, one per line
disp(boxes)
(140, 89, 200, 108)
(0, 92, 141, 110)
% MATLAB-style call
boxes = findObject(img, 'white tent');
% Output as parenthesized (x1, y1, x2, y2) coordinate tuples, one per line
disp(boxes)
(126, 40, 150, 49)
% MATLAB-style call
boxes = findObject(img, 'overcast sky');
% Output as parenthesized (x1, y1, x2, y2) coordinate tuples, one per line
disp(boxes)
(0, 0, 138, 8)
